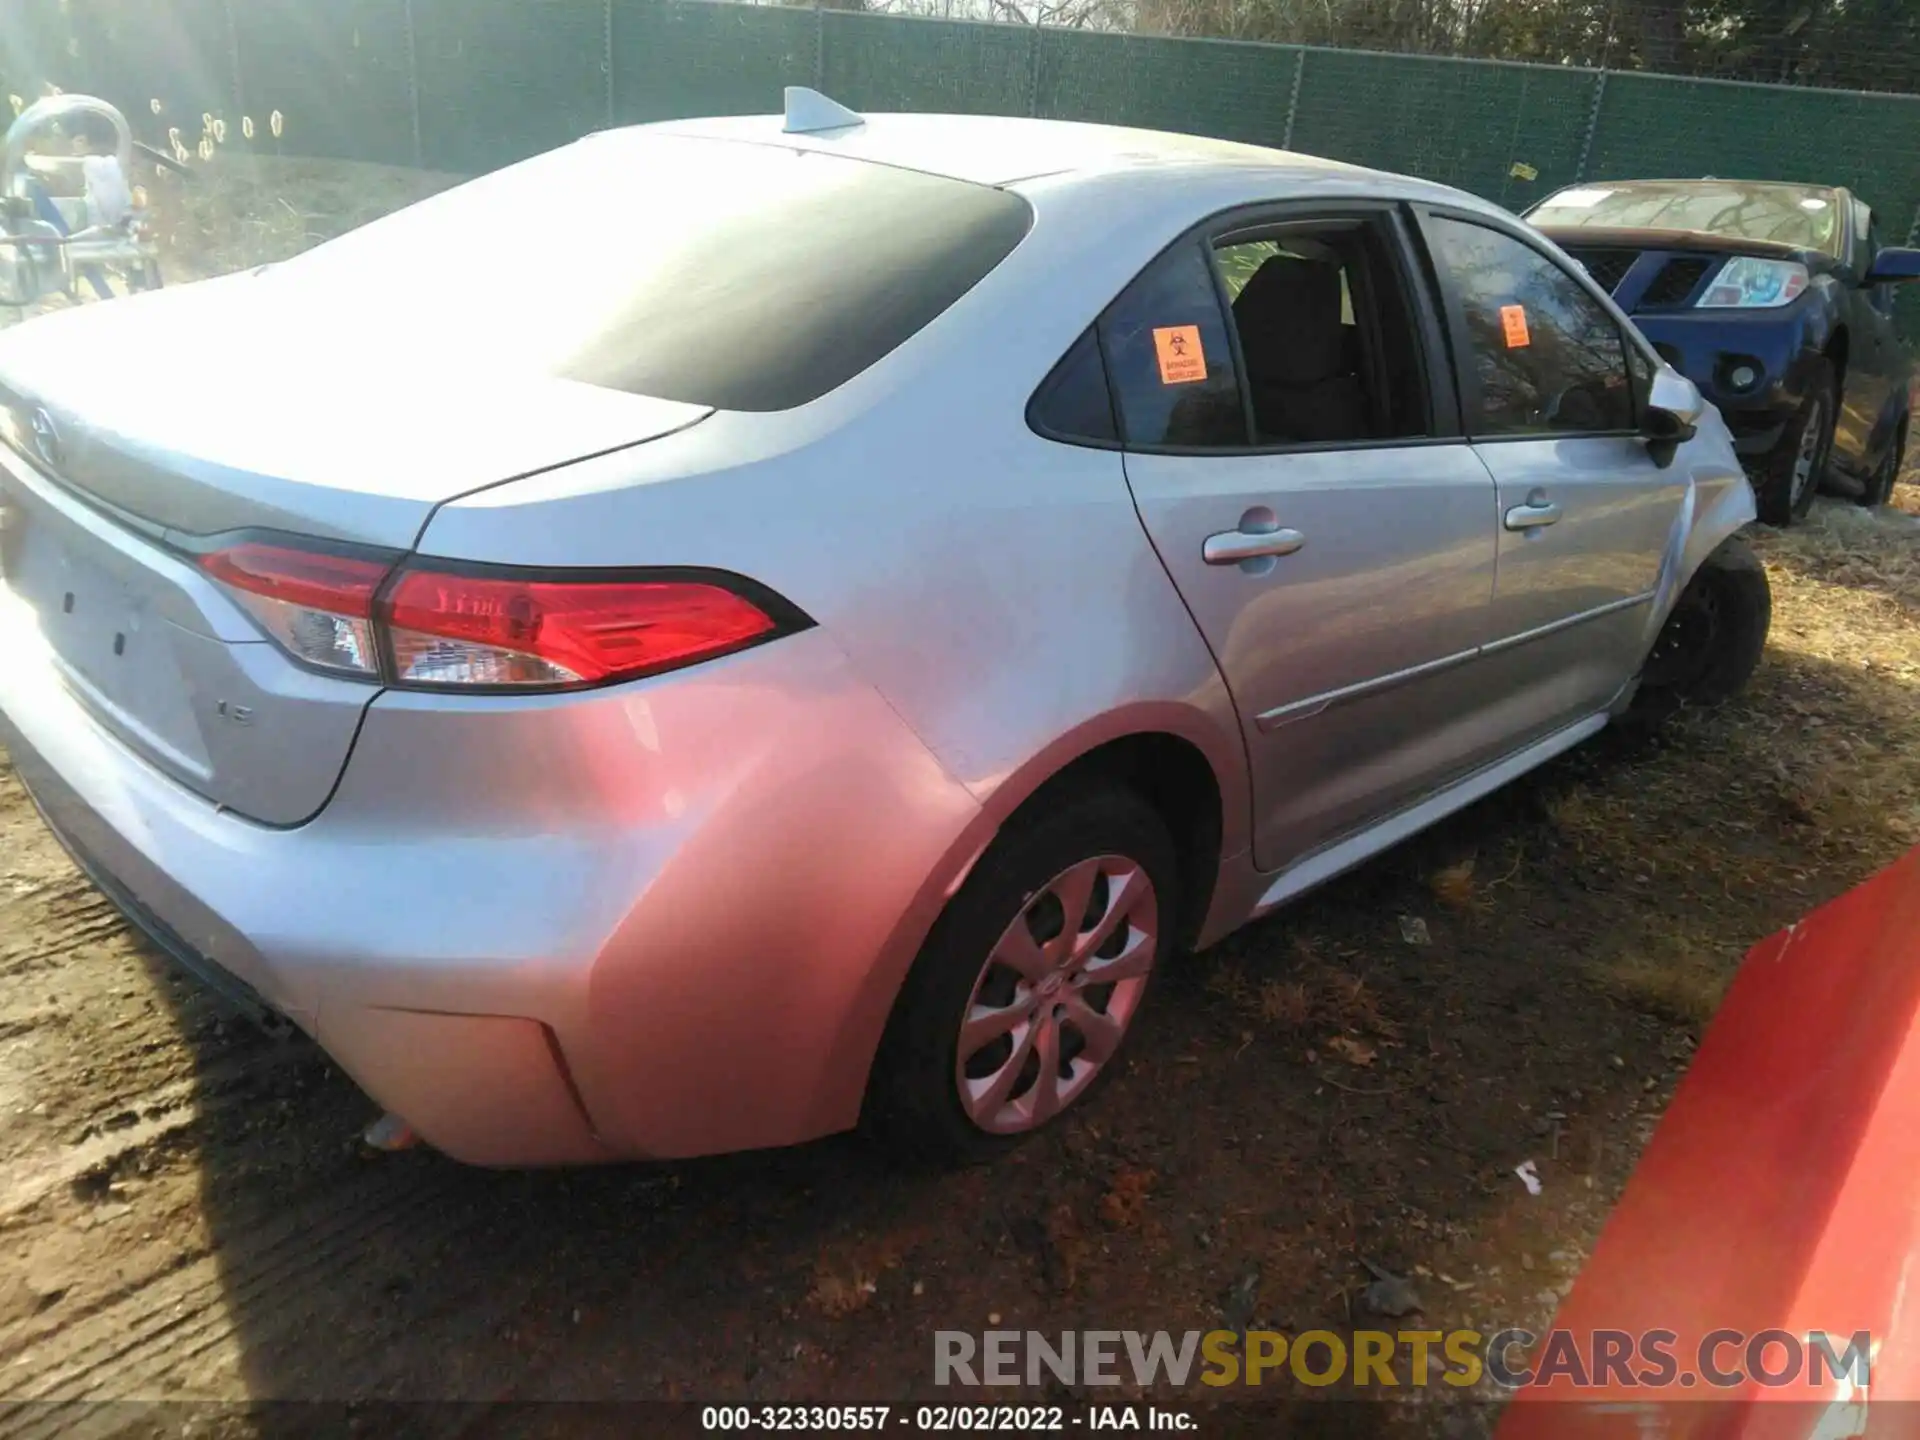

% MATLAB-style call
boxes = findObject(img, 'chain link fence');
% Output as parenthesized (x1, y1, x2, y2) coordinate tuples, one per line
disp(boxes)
(6, 0, 1920, 327)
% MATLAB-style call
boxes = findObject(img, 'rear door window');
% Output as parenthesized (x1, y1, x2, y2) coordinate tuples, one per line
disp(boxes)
(1213, 216, 1434, 446)
(271, 133, 1034, 412)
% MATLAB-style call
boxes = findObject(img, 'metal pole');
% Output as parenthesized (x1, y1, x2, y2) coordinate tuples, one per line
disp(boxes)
(815, 1, 826, 91)
(403, 0, 425, 169)
(1498, 68, 1530, 206)
(1575, 68, 1607, 182)
(1281, 47, 1305, 150)
(603, 0, 615, 128)
(1598, 0, 1620, 73)
(1028, 9, 1042, 119)
(222, 0, 245, 119)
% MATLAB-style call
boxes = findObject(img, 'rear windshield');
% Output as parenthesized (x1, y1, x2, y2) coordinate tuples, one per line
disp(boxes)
(269, 132, 1033, 411)
(1528, 181, 1843, 256)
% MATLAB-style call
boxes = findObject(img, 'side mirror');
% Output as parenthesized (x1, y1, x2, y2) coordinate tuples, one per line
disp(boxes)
(1644, 366, 1703, 440)
(1642, 366, 1702, 466)
(1865, 247, 1920, 285)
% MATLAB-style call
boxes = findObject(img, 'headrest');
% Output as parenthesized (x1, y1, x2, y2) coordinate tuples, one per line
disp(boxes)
(1232, 255, 1347, 388)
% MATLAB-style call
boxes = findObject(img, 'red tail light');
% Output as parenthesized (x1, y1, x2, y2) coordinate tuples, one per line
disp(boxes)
(382, 569, 779, 689)
(198, 537, 799, 691)
(197, 541, 389, 676)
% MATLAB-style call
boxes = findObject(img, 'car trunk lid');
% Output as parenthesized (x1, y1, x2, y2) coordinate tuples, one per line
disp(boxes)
(0, 278, 711, 825)
(0, 274, 712, 549)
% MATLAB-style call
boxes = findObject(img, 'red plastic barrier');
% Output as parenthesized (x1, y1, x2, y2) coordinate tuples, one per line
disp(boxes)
(1497, 844, 1920, 1438)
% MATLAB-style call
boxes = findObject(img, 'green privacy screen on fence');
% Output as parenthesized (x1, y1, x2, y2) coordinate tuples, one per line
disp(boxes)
(5, 0, 1920, 324)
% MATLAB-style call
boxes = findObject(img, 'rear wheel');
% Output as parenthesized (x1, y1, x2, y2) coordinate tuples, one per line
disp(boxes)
(1628, 534, 1771, 726)
(865, 786, 1177, 1168)
(1859, 418, 1905, 508)
(1754, 362, 1836, 527)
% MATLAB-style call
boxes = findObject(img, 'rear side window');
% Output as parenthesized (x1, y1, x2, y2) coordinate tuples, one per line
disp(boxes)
(1426, 216, 1635, 438)
(1028, 329, 1118, 444)
(270, 133, 1034, 412)
(1098, 241, 1247, 449)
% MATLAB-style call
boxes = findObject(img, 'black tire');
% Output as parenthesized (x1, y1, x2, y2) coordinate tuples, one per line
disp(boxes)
(1859, 417, 1905, 509)
(1628, 533, 1772, 727)
(864, 785, 1179, 1168)
(1754, 360, 1836, 527)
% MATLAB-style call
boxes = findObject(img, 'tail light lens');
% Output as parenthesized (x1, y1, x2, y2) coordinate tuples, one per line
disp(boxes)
(382, 570, 778, 689)
(198, 538, 797, 691)
(198, 541, 387, 677)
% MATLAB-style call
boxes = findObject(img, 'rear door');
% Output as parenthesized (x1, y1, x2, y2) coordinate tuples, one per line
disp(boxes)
(1111, 204, 1501, 872)
(1414, 209, 1688, 740)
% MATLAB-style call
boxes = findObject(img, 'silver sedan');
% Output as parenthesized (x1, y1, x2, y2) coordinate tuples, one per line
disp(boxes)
(0, 92, 1767, 1167)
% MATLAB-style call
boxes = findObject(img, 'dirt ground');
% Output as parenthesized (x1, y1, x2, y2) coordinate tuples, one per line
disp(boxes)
(2, 158, 1918, 1437)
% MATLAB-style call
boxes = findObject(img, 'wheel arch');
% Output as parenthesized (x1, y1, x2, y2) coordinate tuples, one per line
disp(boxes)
(832, 706, 1248, 1134)
(961, 703, 1248, 951)
(1640, 442, 1758, 665)
(996, 728, 1230, 953)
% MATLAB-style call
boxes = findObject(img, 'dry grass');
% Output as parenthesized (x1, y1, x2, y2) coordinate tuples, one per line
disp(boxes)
(1547, 481, 1920, 1019)
(1211, 934, 1406, 1042)
(1588, 938, 1748, 1025)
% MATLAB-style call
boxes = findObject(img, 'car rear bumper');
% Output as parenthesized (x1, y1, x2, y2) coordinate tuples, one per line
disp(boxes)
(18, 778, 296, 1039)
(0, 589, 984, 1164)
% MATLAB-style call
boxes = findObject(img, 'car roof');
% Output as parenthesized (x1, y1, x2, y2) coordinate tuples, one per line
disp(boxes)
(636, 109, 1463, 200)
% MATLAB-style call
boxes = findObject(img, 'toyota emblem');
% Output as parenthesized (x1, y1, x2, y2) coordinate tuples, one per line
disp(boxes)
(28, 407, 60, 469)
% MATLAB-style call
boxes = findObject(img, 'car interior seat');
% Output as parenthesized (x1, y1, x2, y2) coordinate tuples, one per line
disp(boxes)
(1233, 255, 1368, 444)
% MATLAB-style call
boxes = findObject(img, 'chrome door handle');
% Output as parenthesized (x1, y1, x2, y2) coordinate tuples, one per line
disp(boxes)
(1203, 527, 1305, 565)
(1503, 500, 1562, 531)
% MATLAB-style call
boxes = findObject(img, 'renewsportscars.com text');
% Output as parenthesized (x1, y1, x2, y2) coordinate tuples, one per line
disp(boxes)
(934, 1328, 1872, 1391)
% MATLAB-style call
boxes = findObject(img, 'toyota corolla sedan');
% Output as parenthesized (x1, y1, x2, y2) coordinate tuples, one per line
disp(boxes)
(0, 94, 1766, 1168)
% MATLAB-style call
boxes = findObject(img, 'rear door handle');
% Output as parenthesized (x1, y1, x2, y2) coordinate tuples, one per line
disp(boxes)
(1503, 500, 1562, 531)
(1203, 527, 1306, 565)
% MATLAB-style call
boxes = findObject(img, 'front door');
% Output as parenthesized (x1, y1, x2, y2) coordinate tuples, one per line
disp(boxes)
(1103, 207, 1500, 872)
(1416, 210, 1691, 738)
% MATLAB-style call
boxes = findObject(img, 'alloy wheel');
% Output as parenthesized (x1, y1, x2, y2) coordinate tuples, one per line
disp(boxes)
(954, 855, 1158, 1135)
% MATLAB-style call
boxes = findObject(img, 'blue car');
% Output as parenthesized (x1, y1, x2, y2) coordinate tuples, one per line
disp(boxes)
(1527, 178, 1920, 525)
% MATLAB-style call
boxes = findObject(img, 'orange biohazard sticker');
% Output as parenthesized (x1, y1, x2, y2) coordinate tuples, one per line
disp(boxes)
(1500, 304, 1531, 349)
(1152, 325, 1207, 384)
